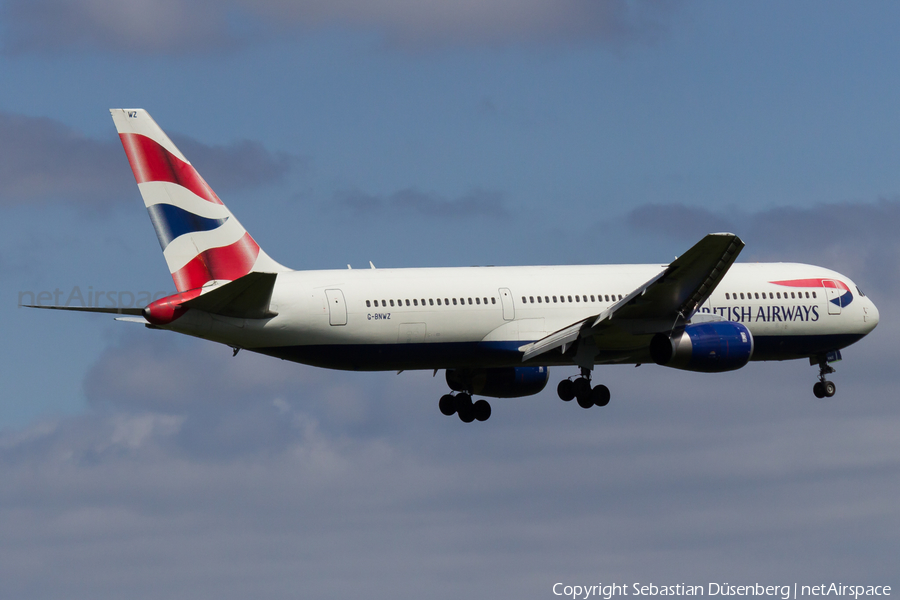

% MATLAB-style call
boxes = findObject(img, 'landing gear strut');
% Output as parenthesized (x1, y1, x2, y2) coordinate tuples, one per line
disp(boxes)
(439, 393, 491, 422)
(812, 356, 837, 398)
(557, 367, 610, 408)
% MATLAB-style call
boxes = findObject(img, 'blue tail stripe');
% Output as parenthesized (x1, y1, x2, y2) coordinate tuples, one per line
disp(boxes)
(147, 203, 228, 249)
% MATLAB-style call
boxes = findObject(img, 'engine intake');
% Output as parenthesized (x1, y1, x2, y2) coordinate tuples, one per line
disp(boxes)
(446, 366, 549, 398)
(650, 322, 754, 373)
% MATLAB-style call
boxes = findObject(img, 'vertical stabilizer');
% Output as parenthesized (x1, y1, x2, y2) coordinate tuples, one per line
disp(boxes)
(110, 109, 289, 292)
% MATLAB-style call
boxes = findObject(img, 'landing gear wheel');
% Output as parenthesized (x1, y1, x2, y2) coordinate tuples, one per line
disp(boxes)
(473, 399, 492, 422)
(576, 394, 594, 409)
(813, 355, 838, 399)
(456, 394, 475, 423)
(591, 384, 610, 407)
(573, 377, 591, 400)
(439, 394, 457, 416)
(557, 379, 575, 402)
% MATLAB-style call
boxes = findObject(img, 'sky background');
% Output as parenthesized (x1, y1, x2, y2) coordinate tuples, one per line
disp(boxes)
(1, 1, 899, 598)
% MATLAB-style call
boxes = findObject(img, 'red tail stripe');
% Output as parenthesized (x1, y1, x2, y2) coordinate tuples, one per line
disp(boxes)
(770, 278, 850, 291)
(171, 232, 260, 292)
(119, 133, 223, 205)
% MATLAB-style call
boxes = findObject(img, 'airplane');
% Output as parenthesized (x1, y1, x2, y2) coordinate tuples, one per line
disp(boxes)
(27, 109, 880, 422)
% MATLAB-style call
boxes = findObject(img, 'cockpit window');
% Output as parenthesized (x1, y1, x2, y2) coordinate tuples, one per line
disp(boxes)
(856, 286, 866, 297)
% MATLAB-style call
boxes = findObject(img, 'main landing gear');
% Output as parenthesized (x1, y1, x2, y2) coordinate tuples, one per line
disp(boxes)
(557, 367, 610, 408)
(813, 356, 837, 398)
(439, 393, 492, 423)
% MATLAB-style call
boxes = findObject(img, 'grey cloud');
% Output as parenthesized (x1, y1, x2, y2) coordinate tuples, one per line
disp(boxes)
(625, 198, 900, 294)
(0, 112, 294, 207)
(170, 134, 295, 192)
(1, 0, 240, 55)
(2, 345, 899, 596)
(333, 187, 509, 219)
(250, 0, 676, 49)
(1, 0, 677, 55)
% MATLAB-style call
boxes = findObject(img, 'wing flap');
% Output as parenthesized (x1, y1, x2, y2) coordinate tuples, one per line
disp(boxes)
(520, 318, 588, 362)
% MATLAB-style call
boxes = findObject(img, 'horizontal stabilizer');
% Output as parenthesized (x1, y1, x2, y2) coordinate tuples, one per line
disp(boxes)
(182, 271, 278, 319)
(115, 316, 150, 324)
(23, 304, 144, 316)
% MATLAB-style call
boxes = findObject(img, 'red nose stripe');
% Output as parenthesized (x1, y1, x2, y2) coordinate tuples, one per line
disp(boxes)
(771, 278, 850, 291)
(119, 133, 223, 205)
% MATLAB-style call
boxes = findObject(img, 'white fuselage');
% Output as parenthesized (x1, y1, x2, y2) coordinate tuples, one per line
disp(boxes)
(163, 261, 879, 372)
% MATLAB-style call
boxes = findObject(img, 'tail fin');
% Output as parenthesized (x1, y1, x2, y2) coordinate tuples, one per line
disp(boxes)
(110, 109, 289, 292)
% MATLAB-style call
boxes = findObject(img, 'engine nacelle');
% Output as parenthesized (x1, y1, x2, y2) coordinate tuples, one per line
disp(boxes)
(446, 366, 549, 398)
(650, 322, 754, 373)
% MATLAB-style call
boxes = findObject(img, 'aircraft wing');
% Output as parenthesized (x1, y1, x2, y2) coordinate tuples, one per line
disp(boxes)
(520, 233, 744, 365)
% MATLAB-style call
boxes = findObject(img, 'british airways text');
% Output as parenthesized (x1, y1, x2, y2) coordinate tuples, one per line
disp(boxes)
(699, 304, 820, 323)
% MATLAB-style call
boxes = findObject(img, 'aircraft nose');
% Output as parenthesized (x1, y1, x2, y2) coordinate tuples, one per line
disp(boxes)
(865, 297, 879, 331)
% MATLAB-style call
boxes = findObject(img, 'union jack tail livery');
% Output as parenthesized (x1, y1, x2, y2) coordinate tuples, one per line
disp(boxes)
(111, 109, 288, 292)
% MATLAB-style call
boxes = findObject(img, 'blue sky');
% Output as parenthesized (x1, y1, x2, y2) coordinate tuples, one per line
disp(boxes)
(1, 2, 899, 597)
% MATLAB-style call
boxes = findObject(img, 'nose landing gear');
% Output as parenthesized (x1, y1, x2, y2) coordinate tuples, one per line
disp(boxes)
(439, 393, 491, 422)
(557, 368, 610, 408)
(812, 354, 838, 398)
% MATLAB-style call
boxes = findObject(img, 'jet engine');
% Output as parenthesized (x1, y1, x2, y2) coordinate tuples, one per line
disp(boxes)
(446, 366, 549, 398)
(649, 321, 754, 373)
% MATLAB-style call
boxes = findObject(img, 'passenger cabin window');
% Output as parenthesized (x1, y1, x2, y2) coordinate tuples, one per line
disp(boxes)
(476, 298, 481, 305)
(491, 298, 496, 304)
(553, 296, 558, 303)
(429, 299, 434, 306)
(452, 298, 457, 305)
(812, 291, 817, 298)
(366, 300, 371, 307)
(725, 293, 730, 300)
(389, 300, 395, 307)
(522, 296, 527, 303)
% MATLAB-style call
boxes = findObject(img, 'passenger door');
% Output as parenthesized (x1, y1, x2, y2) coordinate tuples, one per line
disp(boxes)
(498, 288, 515, 321)
(325, 289, 348, 325)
